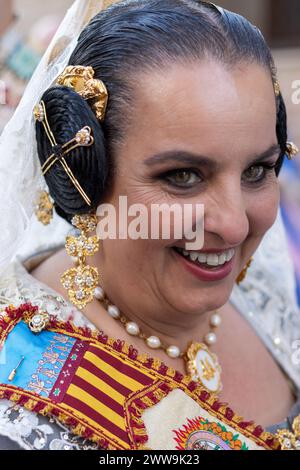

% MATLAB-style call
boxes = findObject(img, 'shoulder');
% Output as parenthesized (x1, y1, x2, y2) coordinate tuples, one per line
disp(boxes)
(29, 247, 71, 299)
(0, 247, 69, 310)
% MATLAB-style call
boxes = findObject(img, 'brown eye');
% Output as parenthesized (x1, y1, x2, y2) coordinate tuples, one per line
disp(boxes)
(244, 166, 264, 181)
(164, 169, 201, 187)
(242, 163, 277, 184)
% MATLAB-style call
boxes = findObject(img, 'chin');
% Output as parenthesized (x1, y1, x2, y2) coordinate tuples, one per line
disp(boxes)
(169, 287, 232, 316)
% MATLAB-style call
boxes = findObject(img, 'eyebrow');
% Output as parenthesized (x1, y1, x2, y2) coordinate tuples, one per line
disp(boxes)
(143, 144, 281, 170)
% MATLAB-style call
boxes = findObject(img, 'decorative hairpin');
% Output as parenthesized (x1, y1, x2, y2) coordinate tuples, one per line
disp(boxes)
(56, 65, 108, 122)
(286, 142, 299, 160)
(33, 100, 94, 206)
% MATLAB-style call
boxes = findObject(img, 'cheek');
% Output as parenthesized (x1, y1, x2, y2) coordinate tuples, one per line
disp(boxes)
(247, 181, 280, 236)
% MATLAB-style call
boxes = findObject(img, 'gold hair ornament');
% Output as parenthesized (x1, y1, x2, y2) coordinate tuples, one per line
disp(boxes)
(286, 141, 299, 161)
(274, 78, 280, 97)
(34, 189, 54, 226)
(56, 65, 108, 122)
(33, 100, 94, 206)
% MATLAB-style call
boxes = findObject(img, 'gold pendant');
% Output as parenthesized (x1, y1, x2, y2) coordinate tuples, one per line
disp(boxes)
(185, 342, 222, 394)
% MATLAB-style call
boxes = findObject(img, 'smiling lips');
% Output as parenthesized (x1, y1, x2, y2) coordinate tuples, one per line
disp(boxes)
(173, 246, 236, 281)
(175, 247, 235, 266)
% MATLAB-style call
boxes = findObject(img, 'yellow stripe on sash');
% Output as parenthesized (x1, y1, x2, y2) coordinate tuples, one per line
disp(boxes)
(91, 343, 155, 379)
(84, 350, 144, 391)
(76, 366, 125, 405)
(67, 383, 126, 431)
(61, 392, 129, 449)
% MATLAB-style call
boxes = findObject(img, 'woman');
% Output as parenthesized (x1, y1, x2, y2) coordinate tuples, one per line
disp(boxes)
(0, 0, 299, 451)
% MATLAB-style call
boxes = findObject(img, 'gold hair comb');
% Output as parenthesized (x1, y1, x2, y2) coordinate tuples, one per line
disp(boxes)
(56, 65, 108, 122)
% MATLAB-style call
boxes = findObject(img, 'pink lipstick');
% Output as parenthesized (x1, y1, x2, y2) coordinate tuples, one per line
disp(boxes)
(173, 248, 235, 281)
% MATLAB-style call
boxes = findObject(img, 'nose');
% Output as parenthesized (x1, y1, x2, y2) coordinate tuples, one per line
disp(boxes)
(203, 182, 249, 247)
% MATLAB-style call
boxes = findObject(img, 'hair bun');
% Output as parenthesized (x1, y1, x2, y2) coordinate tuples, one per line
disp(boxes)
(35, 85, 108, 223)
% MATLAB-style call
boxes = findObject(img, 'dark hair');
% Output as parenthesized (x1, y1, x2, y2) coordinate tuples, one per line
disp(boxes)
(35, 0, 288, 223)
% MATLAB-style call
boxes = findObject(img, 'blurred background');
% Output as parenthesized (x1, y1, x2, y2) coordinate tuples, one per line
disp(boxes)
(0, 0, 299, 304)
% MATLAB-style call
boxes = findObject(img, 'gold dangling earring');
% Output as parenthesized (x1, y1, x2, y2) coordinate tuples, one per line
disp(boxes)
(235, 257, 253, 285)
(61, 213, 100, 309)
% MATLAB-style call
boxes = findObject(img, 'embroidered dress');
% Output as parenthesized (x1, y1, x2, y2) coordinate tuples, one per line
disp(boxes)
(0, 0, 299, 452)
(0, 207, 300, 451)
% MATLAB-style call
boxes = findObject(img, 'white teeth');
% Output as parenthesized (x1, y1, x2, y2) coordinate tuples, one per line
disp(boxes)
(197, 253, 207, 263)
(176, 247, 235, 266)
(190, 252, 198, 261)
(206, 254, 219, 266)
(218, 253, 227, 264)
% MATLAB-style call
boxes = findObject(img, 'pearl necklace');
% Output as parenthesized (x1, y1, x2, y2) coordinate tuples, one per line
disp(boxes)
(94, 285, 223, 394)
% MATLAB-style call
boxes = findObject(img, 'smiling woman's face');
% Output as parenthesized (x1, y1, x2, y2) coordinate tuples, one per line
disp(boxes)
(98, 59, 280, 318)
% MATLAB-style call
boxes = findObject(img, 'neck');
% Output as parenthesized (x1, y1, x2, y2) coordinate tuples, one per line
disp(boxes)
(85, 248, 223, 357)
(98, 277, 218, 356)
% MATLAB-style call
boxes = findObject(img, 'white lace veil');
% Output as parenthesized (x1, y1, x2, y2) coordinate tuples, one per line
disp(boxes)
(0, 0, 115, 274)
